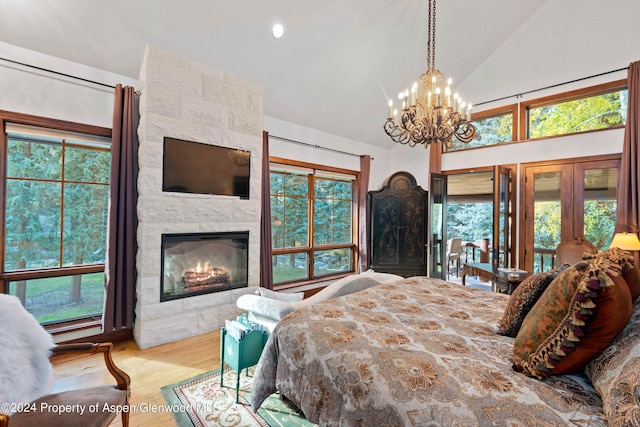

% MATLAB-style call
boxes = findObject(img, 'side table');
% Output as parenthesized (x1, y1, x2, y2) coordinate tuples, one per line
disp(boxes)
(494, 268, 529, 294)
(461, 263, 529, 295)
(220, 313, 268, 403)
(460, 263, 494, 287)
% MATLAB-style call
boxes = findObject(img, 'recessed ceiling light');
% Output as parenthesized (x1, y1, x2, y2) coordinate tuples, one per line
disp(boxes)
(272, 24, 284, 39)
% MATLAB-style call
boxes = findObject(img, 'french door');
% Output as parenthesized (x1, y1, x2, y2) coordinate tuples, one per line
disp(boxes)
(520, 156, 620, 274)
(429, 165, 514, 278)
(494, 165, 515, 270)
(429, 173, 447, 279)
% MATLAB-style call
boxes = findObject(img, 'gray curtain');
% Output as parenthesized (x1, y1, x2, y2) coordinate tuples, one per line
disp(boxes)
(616, 61, 639, 242)
(260, 131, 274, 289)
(358, 155, 371, 272)
(104, 84, 137, 331)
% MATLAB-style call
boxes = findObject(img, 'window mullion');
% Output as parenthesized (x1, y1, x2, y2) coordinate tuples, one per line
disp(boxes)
(59, 140, 66, 268)
(309, 173, 315, 278)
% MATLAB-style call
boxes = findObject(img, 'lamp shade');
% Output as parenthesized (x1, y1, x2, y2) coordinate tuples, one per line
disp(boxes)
(610, 232, 640, 251)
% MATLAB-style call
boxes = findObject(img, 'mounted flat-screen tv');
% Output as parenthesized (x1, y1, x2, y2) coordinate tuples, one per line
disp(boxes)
(162, 137, 250, 199)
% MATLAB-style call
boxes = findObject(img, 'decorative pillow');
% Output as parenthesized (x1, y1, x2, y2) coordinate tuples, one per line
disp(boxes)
(585, 298, 640, 426)
(257, 287, 304, 303)
(623, 265, 640, 302)
(513, 258, 632, 379)
(584, 247, 640, 301)
(497, 263, 570, 337)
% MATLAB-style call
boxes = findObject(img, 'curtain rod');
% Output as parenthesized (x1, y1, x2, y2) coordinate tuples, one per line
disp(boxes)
(0, 55, 117, 89)
(269, 134, 374, 160)
(474, 66, 629, 107)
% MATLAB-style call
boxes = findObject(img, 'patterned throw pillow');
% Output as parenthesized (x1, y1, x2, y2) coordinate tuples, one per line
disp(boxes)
(585, 298, 640, 426)
(497, 264, 570, 337)
(513, 258, 633, 379)
(583, 247, 640, 301)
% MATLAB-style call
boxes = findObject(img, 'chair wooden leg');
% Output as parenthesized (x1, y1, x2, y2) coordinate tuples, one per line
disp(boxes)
(122, 409, 130, 427)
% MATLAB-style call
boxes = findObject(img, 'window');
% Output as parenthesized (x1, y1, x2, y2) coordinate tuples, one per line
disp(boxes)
(447, 80, 627, 152)
(1, 120, 111, 326)
(270, 161, 357, 285)
(526, 83, 627, 139)
(447, 105, 516, 152)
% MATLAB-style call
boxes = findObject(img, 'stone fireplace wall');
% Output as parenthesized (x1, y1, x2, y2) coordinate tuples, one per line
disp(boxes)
(135, 46, 263, 349)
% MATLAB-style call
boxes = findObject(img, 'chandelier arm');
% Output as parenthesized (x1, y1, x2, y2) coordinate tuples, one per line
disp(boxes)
(453, 122, 476, 143)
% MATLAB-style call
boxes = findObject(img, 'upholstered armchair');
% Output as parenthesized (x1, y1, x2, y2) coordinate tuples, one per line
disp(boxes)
(555, 236, 598, 266)
(0, 295, 130, 427)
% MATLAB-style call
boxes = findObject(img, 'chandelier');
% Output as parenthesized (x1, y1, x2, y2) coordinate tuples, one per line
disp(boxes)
(384, 0, 475, 148)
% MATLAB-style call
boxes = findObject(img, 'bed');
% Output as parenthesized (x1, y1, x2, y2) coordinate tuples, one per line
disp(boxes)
(250, 275, 639, 426)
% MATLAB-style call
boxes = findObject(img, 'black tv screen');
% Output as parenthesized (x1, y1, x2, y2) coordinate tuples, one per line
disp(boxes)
(162, 137, 250, 199)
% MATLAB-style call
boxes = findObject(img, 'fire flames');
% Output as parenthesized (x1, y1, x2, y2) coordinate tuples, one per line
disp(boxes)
(182, 261, 230, 287)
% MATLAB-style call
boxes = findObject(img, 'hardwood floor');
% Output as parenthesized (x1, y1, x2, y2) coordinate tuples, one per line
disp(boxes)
(51, 331, 221, 426)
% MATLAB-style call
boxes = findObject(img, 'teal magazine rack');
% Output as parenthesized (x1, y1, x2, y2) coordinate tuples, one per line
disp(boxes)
(220, 313, 269, 403)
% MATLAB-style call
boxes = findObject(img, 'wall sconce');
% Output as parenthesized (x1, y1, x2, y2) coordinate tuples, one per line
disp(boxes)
(611, 224, 640, 251)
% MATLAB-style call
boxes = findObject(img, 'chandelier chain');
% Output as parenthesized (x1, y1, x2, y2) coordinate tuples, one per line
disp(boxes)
(431, 0, 436, 72)
(426, 0, 434, 72)
(383, 0, 475, 148)
(426, 0, 431, 72)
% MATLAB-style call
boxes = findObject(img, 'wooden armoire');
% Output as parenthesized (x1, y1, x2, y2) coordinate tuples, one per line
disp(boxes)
(368, 171, 428, 277)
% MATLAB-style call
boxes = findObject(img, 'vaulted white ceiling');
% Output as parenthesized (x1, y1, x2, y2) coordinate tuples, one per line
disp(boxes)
(0, 0, 549, 148)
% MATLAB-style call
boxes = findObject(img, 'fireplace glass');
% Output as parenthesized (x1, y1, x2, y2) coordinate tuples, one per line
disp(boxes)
(161, 231, 249, 301)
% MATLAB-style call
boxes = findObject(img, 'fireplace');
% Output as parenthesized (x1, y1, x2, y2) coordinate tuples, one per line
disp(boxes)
(161, 231, 249, 301)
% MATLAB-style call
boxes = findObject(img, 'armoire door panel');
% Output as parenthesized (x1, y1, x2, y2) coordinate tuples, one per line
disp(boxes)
(369, 172, 428, 277)
(402, 193, 427, 265)
(370, 193, 401, 265)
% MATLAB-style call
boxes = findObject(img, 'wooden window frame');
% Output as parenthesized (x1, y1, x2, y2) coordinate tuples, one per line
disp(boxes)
(520, 79, 627, 141)
(449, 79, 628, 153)
(0, 110, 111, 333)
(446, 104, 518, 152)
(270, 157, 360, 289)
(518, 153, 621, 273)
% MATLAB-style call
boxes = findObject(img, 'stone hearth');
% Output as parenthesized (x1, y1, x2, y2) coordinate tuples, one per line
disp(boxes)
(135, 46, 263, 349)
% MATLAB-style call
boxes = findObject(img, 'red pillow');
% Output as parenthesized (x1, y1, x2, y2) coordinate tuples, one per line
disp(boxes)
(622, 265, 640, 302)
(513, 259, 632, 378)
(551, 273, 632, 373)
(585, 248, 640, 302)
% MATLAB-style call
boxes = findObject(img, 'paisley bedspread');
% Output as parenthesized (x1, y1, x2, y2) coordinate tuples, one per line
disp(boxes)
(251, 277, 606, 426)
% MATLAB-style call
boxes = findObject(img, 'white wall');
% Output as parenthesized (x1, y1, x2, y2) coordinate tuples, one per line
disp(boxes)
(0, 42, 136, 127)
(389, 143, 431, 190)
(265, 116, 393, 190)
